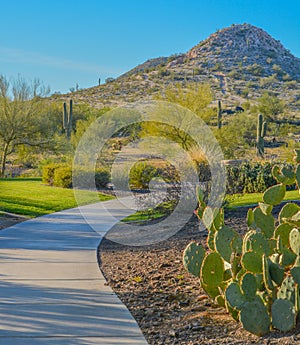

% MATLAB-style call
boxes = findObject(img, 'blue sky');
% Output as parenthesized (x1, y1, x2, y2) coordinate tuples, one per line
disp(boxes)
(0, 0, 299, 94)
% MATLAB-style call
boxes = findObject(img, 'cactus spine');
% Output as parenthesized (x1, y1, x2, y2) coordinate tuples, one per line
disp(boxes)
(217, 100, 222, 129)
(256, 114, 267, 157)
(63, 99, 73, 139)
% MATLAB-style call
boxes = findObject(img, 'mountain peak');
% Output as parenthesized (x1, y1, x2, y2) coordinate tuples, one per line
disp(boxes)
(183, 23, 299, 80)
(192, 23, 287, 54)
(57, 24, 299, 111)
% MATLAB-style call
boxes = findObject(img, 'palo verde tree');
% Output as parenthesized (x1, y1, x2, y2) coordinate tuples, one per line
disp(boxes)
(257, 92, 300, 125)
(0, 75, 57, 177)
(142, 83, 215, 151)
(258, 92, 286, 123)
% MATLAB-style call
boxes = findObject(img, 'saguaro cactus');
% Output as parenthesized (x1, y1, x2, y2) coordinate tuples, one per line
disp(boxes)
(257, 114, 267, 157)
(63, 99, 73, 139)
(217, 100, 222, 129)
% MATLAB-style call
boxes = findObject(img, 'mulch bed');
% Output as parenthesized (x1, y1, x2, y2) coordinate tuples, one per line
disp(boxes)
(99, 206, 300, 344)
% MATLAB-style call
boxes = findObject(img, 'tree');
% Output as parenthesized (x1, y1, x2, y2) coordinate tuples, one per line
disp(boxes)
(214, 113, 256, 159)
(141, 83, 215, 151)
(0, 75, 56, 177)
(258, 92, 300, 127)
(155, 83, 214, 122)
(258, 92, 285, 121)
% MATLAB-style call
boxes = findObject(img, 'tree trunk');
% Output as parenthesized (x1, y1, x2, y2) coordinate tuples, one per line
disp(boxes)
(0, 142, 9, 178)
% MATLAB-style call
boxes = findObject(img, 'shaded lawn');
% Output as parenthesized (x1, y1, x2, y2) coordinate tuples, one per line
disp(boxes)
(0, 178, 113, 217)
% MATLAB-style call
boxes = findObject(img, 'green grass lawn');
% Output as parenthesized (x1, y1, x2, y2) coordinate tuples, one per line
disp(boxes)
(122, 200, 176, 222)
(123, 190, 300, 223)
(225, 189, 300, 208)
(0, 178, 113, 217)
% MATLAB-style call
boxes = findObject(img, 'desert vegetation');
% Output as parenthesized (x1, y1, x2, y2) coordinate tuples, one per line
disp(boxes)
(1, 23, 300, 344)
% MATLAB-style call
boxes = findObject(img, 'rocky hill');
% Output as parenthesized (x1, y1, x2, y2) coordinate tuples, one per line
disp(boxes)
(53, 24, 300, 113)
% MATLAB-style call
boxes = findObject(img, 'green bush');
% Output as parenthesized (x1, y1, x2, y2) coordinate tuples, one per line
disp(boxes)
(53, 166, 72, 188)
(129, 161, 158, 190)
(95, 168, 110, 188)
(128, 160, 180, 190)
(226, 162, 295, 194)
(42, 164, 61, 185)
(43, 163, 111, 190)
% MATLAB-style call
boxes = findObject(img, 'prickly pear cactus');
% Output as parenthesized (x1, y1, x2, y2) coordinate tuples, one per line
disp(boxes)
(183, 242, 205, 277)
(183, 149, 300, 336)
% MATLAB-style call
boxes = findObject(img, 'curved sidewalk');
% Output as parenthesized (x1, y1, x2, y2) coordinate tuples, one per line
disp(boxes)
(0, 199, 148, 344)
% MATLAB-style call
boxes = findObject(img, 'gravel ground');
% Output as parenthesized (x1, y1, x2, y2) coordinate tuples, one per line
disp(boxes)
(99, 206, 300, 345)
(0, 214, 26, 230)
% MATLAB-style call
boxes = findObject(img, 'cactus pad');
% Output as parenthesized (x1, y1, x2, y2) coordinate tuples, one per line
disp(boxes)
(281, 166, 296, 184)
(259, 202, 273, 215)
(230, 235, 243, 255)
(279, 203, 300, 223)
(213, 208, 224, 231)
(269, 261, 284, 286)
(215, 294, 226, 308)
(294, 149, 300, 163)
(225, 281, 246, 310)
(255, 273, 264, 291)
(291, 266, 300, 285)
(262, 255, 274, 292)
(274, 223, 293, 247)
(280, 248, 297, 267)
(202, 206, 215, 230)
(183, 242, 205, 277)
(284, 211, 300, 227)
(253, 207, 275, 238)
(207, 226, 216, 251)
(201, 282, 220, 299)
(272, 165, 295, 185)
(247, 209, 254, 227)
(241, 251, 263, 273)
(242, 230, 257, 253)
(271, 299, 296, 332)
(200, 252, 224, 288)
(289, 228, 300, 255)
(196, 185, 205, 203)
(225, 301, 240, 322)
(241, 272, 257, 300)
(215, 226, 239, 262)
(263, 184, 286, 206)
(230, 253, 242, 279)
(277, 276, 296, 303)
(247, 232, 271, 256)
(240, 299, 270, 336)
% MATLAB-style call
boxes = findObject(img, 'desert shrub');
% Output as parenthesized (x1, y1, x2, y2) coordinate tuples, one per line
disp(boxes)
(226, 162, 295, 194)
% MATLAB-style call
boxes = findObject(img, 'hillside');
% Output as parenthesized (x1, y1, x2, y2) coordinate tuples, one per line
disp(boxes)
(53, 24, 300, 114)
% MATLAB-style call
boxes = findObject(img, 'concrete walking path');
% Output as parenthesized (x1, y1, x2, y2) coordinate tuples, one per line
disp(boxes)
(0, 199, 148, 344)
